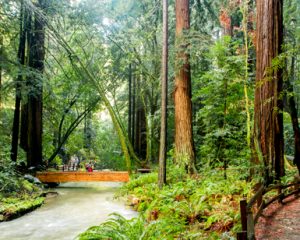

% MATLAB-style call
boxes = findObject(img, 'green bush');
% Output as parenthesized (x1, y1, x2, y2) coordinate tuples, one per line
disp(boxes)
(79, 166, 255, 239)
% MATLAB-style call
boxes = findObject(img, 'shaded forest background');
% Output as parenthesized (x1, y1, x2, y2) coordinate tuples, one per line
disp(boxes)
(0, 0, 299, 180)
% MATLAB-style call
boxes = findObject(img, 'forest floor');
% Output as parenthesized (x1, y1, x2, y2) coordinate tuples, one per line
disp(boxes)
(255, 194, 300, 240)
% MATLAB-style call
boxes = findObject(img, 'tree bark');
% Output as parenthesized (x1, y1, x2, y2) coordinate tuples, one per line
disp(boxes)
(11, 0, 26, 162)
(254, 0, 284, 182)
(134, 74, 147, 160)
(158, 0, 168, 189)
(20, 5, 32, 152)
(128, 64, 132, 143)
(26, 0, 46, 167)
(134, 74, 141, 154)
(131, 67, 136, 146)
(174, 0, 196, 174)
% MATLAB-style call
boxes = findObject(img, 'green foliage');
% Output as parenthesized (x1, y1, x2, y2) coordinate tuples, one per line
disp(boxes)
(80, 166, 254, 239)
(193, 36, 252, 168)
(0, 196, 44, 221)
(0, 158, 19, 194)
(1, 0, 300, 237)
(0, 164, 44, 221)
(78, 213, 145, 240)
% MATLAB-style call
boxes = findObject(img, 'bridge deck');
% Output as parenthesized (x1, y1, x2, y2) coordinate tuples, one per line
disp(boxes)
(36, 171, 129, 183)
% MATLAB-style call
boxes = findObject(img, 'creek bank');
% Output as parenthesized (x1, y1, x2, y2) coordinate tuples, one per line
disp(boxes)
(0, 196, 45, 221)
(0, 182, 137, 240)
(0, 175, 55, 222)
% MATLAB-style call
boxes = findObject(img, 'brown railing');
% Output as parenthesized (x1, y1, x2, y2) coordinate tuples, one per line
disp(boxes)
(237, 180, 300, 240)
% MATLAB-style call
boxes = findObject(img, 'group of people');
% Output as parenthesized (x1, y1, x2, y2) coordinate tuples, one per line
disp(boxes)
(60, 155, 95, 172)
(69, 155, 80, 171)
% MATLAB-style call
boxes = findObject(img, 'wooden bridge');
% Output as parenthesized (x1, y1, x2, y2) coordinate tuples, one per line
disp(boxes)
(36, 171, 129, 183)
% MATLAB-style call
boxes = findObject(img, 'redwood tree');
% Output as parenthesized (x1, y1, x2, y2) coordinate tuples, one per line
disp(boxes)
(20, 0, 46, 167)
(254, 0, 284, 182)
(174, 0, 196, 174)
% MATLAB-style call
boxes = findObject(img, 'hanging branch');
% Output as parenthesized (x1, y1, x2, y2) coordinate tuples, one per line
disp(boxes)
(57, 95, 78, 145)
(48, 98, 100, 163)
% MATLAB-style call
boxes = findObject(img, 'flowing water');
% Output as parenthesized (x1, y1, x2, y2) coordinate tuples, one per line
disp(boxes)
(0, 182, 137, 240)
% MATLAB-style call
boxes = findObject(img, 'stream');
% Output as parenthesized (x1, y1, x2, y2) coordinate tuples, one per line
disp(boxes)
(0, 182, 137, 240)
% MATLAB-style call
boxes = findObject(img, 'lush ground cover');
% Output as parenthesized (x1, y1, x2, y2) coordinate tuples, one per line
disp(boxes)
(0, 159, 44, 221)
(78, 166, 255, 239)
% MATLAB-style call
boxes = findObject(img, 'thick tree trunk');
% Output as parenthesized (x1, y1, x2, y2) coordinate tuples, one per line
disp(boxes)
(174, 0, 196, 174)
(254, 0, 284, 182)
(20, 103, 29, 151)
(11, 1, 26, 162)
(27, 0, 46, 167)
(158, 0, 168, 188)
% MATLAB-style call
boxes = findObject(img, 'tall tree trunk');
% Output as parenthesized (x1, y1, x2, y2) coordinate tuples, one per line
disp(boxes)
(254, 0, 284, 182)
(174, 0, 196, 174)
(0, 34, 3, 109)
(11, 0, 26, 162)
(241, 0, 251, 149)
(128, 64, 132, 143)
(134, 73, 141, 154)
(158, 0, 168, 188)
(27, 0, 46, 167)
(20, 7, 32, 152)
(131, 67, 136, 146)
(286, 55, 300, 174)
(84, 111, 92, 150)
(134, 74, 147, 160)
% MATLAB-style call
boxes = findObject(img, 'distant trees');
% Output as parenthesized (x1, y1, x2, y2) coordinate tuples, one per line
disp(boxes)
(1, 0, 299, 178)
(254, 0, 284, 182)
(174, 0, 196, 174)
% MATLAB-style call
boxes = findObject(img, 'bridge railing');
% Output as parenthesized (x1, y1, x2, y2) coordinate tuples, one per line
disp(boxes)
(237, 180, 300, 240)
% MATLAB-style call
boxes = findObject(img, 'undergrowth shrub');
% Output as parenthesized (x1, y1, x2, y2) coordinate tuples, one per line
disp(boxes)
(79, 166, 255, 239)
(0, 157, 44, 221)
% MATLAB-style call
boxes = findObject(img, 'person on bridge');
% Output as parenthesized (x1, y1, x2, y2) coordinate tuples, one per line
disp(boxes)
(86, 162, 93, 172)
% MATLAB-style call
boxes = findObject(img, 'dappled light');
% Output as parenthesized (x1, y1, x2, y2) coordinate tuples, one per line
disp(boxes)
(0, 0, 300, 239)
